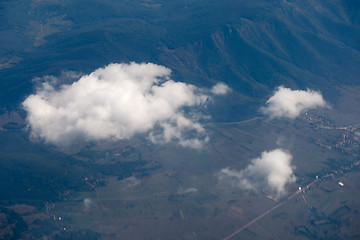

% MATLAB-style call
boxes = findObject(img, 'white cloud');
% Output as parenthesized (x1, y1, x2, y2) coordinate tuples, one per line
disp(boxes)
(211, 82, 230, 95)
(23, 62, 226, 148)
(177, 187, 198, 195)
(217, 149, 296, 197)
(122, 176, 141, 189)
(261, 86, 327, 119)
(84, 198, 91, 211)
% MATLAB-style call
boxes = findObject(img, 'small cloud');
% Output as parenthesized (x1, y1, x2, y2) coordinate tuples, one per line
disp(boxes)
(84, 198, 91, 211)
(217, 149, 296, 197)
(211, 83, 230, 95)
(22, 62, 228, 148)
(261, 86, 327, 119)
(177, 187, 198, 195)
(123, 176, 141, 189)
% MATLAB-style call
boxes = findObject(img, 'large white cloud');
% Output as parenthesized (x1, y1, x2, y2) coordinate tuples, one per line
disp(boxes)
(217, 149, 296, 197)
(22, 62, 228, 148)
(261, 86, 327, 119)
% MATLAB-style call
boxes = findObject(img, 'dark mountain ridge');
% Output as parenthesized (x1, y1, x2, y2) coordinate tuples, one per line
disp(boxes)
(0, 0, 359, 117)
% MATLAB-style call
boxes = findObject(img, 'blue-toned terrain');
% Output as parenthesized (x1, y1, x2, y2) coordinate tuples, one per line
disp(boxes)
(0, 0, 360, 239)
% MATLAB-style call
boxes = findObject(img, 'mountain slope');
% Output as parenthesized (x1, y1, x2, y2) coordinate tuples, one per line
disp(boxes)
(0, 0, 359, 116)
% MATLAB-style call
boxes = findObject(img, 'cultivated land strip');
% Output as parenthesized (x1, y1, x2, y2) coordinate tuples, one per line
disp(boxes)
(221, 177, 319, 240)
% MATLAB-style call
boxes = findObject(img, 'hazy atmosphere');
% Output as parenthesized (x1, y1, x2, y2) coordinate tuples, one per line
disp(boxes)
(1, 0, 360, 239)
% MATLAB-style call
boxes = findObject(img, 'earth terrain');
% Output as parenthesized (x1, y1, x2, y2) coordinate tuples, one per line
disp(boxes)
(0, 0, 360, 239)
